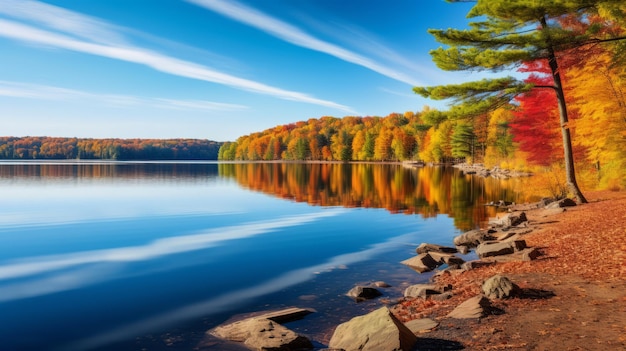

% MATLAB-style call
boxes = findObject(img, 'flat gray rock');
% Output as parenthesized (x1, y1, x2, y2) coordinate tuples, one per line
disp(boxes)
(403, 284, 442, 299)
(461, 260, 496, 270)
(416, 243, 458, 254)
(453, 229, 494, 246)
(447, 295, 493, 319)
(429, 252, 466, 266)
(401, 253, 439, 273)
(476, 241, 517, 258)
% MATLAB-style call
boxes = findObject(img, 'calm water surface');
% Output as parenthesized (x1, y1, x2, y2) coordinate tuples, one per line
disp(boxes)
(0, 162, 532, 351)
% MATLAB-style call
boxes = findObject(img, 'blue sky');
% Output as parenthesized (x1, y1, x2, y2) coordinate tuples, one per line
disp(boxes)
(0, 0, 477, 141)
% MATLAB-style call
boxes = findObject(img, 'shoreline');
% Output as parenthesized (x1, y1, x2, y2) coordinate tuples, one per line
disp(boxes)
(202, 186, 624, 350)
(386, 189, 626, 350)
(205, 190, 625, 350)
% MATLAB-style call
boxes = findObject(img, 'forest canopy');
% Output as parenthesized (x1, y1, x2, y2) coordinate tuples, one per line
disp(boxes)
(218, 0, 626, 192)
(0, 137, 222, 160)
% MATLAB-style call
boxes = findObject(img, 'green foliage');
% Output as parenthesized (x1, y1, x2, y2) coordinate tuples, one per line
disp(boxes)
(451, 122, 476, 161)
(415, 78, 533, 118)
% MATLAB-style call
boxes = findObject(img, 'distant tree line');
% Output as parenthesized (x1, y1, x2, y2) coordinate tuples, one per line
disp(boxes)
(0, 137, 222, 160)
(217, 111, 514, 165)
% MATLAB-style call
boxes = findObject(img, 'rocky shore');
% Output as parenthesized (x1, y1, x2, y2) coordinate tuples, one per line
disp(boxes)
(453, 162, 532, 179)
(203, 190, 626, 351)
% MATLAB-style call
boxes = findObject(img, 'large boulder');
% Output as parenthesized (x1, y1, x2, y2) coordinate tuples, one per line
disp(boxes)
(447, 295, 494, 319)
(416, 243, 458, 254)
(329, 307, 417, 351)
(401, 253, 439, 273)
(481, 275, 520, 299)
(347, 286, 382, 302)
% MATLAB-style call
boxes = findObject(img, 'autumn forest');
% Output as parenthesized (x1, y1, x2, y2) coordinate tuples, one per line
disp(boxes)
(0, 137, 222, 160)
(219, 2, 626, 192)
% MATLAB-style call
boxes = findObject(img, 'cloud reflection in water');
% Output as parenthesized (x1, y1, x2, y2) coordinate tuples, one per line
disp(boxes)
(60, 230, 418, 351)
(0, 210, 345, 302)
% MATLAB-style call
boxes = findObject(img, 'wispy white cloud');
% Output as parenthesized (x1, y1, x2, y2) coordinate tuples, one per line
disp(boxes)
(187, 0, 422, 86)
(0, 80, 248, 111)
(153, 98, 248, 111)
(0, 1, 355, 112)
(0, 0, 126, 45)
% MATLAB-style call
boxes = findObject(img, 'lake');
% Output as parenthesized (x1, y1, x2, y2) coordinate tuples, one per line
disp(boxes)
(0, 162, 534, 351)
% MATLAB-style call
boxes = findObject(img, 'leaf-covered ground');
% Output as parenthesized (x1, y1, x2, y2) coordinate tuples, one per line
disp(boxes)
(392, 190, 626, 350)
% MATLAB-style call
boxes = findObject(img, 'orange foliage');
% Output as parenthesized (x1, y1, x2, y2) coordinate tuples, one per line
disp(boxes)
(0, 137, 221, 160)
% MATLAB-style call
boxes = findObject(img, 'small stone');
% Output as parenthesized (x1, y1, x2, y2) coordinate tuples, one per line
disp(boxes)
(453, 229, 494, 246)
(461, 260, 495, 270)
(431, 292, 453, 301)
(546, 198, 577, 208)
(428, 252, 466, 266)
(476, 241, 516, 258)
(521, 247, 542, 261)
(447, 295, 493, 319)
(401, 253, 439, 273)
(404, 284, 442, 299)
(416, 243, 458, 254)
(481, 275, 520, 299)
(456, 245, 470, 254)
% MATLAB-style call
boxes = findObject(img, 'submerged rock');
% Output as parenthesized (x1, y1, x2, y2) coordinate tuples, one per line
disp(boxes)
(346, 286, 382, 302)
(373, 281, 391, 288)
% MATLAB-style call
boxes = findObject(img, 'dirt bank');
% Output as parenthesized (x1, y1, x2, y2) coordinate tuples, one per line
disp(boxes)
(392, 190, 626, 350)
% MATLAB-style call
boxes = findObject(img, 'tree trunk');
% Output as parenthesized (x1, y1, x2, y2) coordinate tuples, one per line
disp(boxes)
(541, 16, 587, 203)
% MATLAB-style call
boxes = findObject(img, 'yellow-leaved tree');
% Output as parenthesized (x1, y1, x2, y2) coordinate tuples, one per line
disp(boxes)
(567, 51, 626, 190)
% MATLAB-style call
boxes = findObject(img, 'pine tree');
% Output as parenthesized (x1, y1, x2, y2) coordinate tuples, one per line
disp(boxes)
(414, 0, 626, 203)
